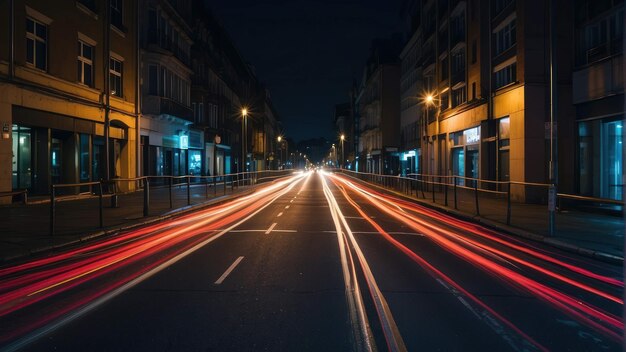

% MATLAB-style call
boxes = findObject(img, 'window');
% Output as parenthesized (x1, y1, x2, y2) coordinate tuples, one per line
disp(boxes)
(148, 65, 158, 95)
(452, 86, 466, 107)
(451, 49, 466, 79)
(26, 18, 47, 71)
(109, 57, 123, 96)
(110, 0, 123, 30)
(77, 41, 94, 86)
(441, 56, 448, 81)
(494, 62, 517, 89)
(494, 19, 516, 55)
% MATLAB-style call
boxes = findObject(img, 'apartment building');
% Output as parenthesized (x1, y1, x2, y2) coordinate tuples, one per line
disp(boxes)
(1, 0, 139, 201)
(139, 0, 202, 178)
(356, 36, 402, 174)
(402, 0, 576, 200)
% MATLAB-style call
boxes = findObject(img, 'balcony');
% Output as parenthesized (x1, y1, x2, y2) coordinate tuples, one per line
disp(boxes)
(160, 97, 193, 122)
(147, 35, 191, 67)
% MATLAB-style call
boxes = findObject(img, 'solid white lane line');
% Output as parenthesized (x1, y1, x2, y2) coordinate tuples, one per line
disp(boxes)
(285, 205, 290, 209)
(265, 222, 278, 234)
(277, 212, 283, 217)
(320, 174, 375, 352)
(322, 174, 406, 352)
(273, 229, 297, 233)
(214, 256, 244, 285)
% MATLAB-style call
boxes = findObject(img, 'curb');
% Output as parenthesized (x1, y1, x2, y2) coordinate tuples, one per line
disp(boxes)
(0, 186, 259, 265)
(339, 173, 623, 265)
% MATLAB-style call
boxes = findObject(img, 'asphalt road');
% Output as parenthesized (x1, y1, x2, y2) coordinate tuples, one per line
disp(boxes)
(0, 171, 622, 351)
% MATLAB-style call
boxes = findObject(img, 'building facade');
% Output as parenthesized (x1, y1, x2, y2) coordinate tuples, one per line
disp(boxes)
(139, 0, 202, 179)
(356, 37, 402, 175)
(400, 0, 578, 200)
(334, 102, 353, 168)
(399, 1, 423, 175)
(1, 0, 139, 201)
(572, 0, 624, 200)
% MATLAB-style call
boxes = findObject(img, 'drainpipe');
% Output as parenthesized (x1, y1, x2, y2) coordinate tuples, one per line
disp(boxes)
(135, 0, 141, 178)
(9, 0, 14, 79)
(104, 0, 111, 181)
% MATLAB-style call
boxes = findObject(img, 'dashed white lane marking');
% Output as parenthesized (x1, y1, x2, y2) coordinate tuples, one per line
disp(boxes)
(277, 212, 283, 217)
(321, 230, 423, 236)
(285, 205, 290, 209)
(214, 256, 244, 285)
(290, 200, 294, 203)
(228, 229, 297, 233)
(265, 222, 278, 234)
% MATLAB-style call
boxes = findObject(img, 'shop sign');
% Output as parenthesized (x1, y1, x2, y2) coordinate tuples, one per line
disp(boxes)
(464, 127, 480, 144)
(179, 135, 189, 149)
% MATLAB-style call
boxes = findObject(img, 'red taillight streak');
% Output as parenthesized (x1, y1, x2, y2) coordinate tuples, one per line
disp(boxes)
(331, 175, 623, 341)
(0, 175, 302, 320)
(331, 178, 549, 351)
(336, 175, 622, 288)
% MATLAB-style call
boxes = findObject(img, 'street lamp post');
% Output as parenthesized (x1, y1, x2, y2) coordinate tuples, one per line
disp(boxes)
(340, 134, 345, 170)
(277, 136, 282, 170)
(241, 108, 248, 173)
(424, 94, 434, 176)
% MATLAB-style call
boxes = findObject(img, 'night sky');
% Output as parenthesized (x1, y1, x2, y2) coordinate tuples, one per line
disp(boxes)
(209, 0, 404, 143)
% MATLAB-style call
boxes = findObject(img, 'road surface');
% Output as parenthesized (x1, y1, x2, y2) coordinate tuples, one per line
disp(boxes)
(0, 171, 622, 351)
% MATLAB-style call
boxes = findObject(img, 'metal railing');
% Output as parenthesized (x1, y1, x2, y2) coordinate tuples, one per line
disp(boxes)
(334, 169, 623, 236)
(48, 170, 293, 236)
(0, 189, 28, 204)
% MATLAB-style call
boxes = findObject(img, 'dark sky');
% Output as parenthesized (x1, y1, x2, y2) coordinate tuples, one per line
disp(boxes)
(208, 0, 404, 143)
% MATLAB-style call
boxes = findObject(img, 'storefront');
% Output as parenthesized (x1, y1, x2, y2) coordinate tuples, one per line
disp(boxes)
(450, 126, 480, 186)
(579, 116, 623, 200)
(12, 113, 129, 195)
(400, 149, 420, 176)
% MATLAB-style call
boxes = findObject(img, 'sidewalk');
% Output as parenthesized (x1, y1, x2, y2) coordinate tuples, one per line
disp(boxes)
(342, 174, 624, 264)
(0, 182, 252, 264)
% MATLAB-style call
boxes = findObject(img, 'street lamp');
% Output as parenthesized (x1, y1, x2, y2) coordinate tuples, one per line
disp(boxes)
(340, 134, 345, 170)
(241, 108, 248, 172)
(277, 135, 284, 170)
(423, 94, 436, 176)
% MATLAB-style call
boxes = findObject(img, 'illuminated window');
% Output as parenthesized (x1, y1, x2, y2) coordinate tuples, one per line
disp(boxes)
(109, 57, 123, 96)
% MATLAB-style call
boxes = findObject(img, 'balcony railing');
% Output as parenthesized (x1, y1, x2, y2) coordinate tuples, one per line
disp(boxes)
(160, 97, 193, 122)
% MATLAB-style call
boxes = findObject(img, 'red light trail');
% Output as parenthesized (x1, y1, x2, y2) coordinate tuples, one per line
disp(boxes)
(328, 173, 623, 344)
(0, 174, 306, 345)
